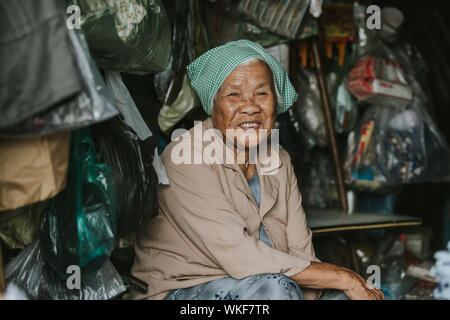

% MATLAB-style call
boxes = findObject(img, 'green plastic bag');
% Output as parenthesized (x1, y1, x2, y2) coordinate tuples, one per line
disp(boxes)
(73, 0, 172, 74)
(40, 128, 116, 280)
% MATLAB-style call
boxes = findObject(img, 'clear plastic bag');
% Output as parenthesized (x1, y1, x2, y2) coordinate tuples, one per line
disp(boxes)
(40, 127, 116, 279)
(73, 0, 172, 74)
(345, 56, 413, 108)
(327, 57, 358, 134)
(300, 151, 338, 209)
(0, 28, 118, 137)
(344, 102, 450, 190)
(5, 241, 126, 300)
(293, 67, 328, 147)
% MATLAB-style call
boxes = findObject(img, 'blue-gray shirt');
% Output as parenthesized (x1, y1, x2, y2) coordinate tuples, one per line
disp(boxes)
(247, 173, 273, 248)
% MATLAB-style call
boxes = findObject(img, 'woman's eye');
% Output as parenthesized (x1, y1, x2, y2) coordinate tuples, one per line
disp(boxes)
(228, 92, 238, 97)
(257, 91, 268, 95)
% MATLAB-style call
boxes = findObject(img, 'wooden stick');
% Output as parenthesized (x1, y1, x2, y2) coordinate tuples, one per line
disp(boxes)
(311, 37, 349, 212)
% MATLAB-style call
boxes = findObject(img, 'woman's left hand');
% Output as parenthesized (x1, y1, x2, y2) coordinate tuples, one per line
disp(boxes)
(342, 270, 385, 300)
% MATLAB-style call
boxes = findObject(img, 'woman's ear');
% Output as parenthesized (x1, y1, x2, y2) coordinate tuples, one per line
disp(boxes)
(211, 103, 219, 126)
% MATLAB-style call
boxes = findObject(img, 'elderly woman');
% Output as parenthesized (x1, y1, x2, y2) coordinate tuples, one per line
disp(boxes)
(131, 40, 384, 300)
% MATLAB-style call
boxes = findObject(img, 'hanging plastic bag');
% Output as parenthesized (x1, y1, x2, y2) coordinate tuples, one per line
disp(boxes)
(277, 110, 307, 161)
(91, 117, 159, 237)
(0, 0, 83, 130)
(0, 203, 44, 249)
(293, 67, 328, 147)
(40, 127, 116, 280)
(326, 57, 358, 134)
(0, 131, 71, 211)
(5, 241, 126, 300)
(104, 70, 152, 141)
(153, 0, 196, 103)
(238, 0, 312, 39)
(0, 28, 119, 137)
(157, 74, 201, 135)
(344, 102, 450, 190)
(72, 0, 172, 74)
(299, 150, 338, 209)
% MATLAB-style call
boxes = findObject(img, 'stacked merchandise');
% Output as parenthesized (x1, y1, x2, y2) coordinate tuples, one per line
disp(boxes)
(238, 0, 312, 39)
(345, 56, 413, 108)
(343, 4, 450, 191)
(340, 4, 450, 299)
(0, 0, 171, 300)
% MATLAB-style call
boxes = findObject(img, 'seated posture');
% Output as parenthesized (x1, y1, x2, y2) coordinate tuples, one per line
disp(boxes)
(131, 40, 384, 300)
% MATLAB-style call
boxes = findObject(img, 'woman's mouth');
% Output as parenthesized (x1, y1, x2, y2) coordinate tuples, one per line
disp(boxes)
(238, 121, 261, 130)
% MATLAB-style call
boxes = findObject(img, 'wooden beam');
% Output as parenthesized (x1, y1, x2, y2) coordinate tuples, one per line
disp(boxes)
(311, 37, 348, 212)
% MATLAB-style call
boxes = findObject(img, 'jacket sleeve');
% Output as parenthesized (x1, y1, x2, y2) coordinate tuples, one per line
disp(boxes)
(158, 150, 313, 280)
(285, 157, 321, 264)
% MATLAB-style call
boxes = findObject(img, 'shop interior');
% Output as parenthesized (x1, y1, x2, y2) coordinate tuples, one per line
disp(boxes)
(1, 0, 449, 300)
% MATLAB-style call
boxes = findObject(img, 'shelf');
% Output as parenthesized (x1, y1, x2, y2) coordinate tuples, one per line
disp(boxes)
(306, 208, 422, 234)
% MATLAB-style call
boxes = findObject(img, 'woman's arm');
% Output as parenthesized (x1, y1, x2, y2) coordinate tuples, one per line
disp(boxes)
(158, 147, 317, 280)
(282, 153, 384, 300)
(290, 261, 385, 300)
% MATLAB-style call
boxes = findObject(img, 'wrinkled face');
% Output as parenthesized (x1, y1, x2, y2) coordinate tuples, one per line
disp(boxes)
(211, 59, 277, 149)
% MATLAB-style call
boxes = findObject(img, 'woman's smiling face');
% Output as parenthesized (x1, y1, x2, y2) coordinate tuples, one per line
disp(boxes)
(211, 59, 277, 149)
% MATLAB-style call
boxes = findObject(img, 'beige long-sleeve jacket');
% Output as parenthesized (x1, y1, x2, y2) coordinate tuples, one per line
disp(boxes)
(130, 118, 320, 300)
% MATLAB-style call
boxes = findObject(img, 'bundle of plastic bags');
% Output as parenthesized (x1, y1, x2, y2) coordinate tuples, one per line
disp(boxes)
(344, 102, 450, 190)
(0, 204, 44, 249)
(40, 128, 116, 280)
(91, 116, 159, 237)
(0, 0, 82, 131)
(293, 67, 328, 147)
(5, 241, 126, 300)
(238, 0, 312, 39)
(0, 17, 118, 136)
(73, 0, 172, 74)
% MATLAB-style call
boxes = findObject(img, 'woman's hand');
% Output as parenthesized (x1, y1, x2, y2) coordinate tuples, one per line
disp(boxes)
(342, 270, 385, 300)
(291, 262, 385, 300)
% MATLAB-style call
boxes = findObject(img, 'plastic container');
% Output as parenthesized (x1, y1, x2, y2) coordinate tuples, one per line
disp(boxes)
(381, 233, 415, 299)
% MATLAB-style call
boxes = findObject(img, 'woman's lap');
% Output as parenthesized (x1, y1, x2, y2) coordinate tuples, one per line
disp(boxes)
(165, 273, 302, 300)
(165, 273, 350, 300)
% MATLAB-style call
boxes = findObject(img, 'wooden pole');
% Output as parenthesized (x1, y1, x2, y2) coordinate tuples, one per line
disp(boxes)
(311, 37, 349, 212)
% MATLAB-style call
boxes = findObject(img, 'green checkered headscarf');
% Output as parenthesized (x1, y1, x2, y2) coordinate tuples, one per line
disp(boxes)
(186, 39, 298, 115)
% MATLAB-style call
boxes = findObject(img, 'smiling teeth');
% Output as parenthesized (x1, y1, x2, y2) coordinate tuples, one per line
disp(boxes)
(240, 123, 259, 128)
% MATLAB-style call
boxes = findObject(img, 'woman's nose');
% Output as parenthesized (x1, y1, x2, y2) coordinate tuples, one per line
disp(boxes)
(239, 97, 260, 115)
